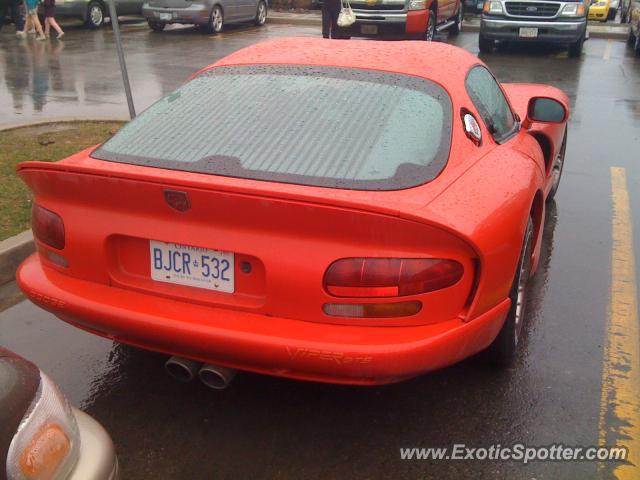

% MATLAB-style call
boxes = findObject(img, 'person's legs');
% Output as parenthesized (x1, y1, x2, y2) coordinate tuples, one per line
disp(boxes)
(29, 11, 45, 39)
(11, 0, 25, 31)
(44, 16, 50, 35)
(23, 12, 31, 32)
(48, 16, 62, 36)
(321, 3, 330, 38)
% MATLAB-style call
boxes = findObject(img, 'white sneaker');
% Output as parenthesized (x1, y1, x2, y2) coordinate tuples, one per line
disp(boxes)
(57, 31, 64, 39)
(16, 31, 26, 38)
(36, 34, 46, 41)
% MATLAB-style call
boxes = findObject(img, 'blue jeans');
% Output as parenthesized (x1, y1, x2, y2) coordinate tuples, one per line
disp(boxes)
(0, 0, 25, 31)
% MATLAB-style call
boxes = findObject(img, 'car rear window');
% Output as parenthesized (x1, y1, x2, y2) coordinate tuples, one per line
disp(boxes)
(92, 65, 452, 191)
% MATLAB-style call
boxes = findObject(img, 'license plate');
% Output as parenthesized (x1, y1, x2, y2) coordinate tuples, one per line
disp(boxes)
(519, 27, 538, 38)
(361, 24, 378, 34)
(150, 240, 234, 293)
(158, 12, 172, 20)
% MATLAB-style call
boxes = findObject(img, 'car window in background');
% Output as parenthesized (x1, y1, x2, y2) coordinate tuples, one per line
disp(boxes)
(465, 65, 517, 142)
(92, 65, 453, 191)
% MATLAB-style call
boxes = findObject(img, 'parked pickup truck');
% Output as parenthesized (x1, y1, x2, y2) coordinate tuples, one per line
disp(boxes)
(344, 0, 464, 40)
(479, 0, 589, 57)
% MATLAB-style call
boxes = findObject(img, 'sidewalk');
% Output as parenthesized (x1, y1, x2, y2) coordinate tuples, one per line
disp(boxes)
(268, 10, 631, 40)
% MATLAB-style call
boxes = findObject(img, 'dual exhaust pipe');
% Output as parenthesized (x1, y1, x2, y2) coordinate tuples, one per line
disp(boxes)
(165, 356, 237, 390)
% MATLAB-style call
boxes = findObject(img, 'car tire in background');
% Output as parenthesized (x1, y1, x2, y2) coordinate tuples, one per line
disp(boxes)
(607, 6, 617, 19)
(206, 4, 223, 33)
(148, 20, 166, 31)
(450, 2, 464, 35)
(254, 0, 267, 26)
(487, 218, 534, 367)
(425, 9, 436, 40)
(478, 33, 495, 52)
(85, 0, 105, 28)
(568, 34, 584, 57)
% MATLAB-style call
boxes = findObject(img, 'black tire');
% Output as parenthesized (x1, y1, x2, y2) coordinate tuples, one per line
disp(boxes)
(85, 1, 105, 29)
(147, 20, 166, 31)
(568, 35, 584, 57)
(478, 33, 494, 53)
(254, 0, 267, 26)
(607, 6, 617, 20)
(487, 219, 534, 367)
(547, 130, 567, 202)
(635, 34, 640, 57)
(206, 5, 223, 34)
(628, 28, 636, 45)
(425, 9, 436, 41)
(450, 2, 463, 35)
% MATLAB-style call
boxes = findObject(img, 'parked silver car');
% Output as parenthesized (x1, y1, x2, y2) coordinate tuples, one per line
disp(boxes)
(142, 0, 267, 32)
(41, 0, 144, 29)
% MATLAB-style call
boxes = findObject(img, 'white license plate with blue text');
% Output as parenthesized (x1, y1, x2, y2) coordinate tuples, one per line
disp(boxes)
(150, 240, 234, 293)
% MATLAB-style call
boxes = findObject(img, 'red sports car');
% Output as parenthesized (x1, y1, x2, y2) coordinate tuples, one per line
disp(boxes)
(16, 38, 569, 386)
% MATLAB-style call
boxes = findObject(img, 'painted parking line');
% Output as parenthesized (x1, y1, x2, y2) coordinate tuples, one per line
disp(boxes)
(599, 167, 640, 479)
(603, 39, 613, 61)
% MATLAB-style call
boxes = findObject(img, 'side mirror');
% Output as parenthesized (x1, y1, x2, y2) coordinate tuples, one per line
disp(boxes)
(522, 97, 568, 129)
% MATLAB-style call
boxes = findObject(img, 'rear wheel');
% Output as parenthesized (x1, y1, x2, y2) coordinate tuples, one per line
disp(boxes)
(478, 33, 494, 53)
(206, 5, 223, 33)
(488, 219, 534, 367)
(425, 9, 436, 40)
(85, 1, 105, 29)
(450, 2, 464, 35)
(147, 20, 166, 31)
(547, 130, 567, 202)
(568, 35, 584, 57)
(635, 29, 640, 57)
(607, 6, 617, 20)
(255, 0, 267, 26)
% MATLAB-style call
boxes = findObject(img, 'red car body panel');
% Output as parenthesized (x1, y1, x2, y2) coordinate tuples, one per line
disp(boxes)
(16, 39, 569, 385)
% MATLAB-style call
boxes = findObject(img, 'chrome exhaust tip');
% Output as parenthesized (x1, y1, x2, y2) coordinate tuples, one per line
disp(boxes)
(165, 356, 202, 383)
(198, 364, 237, 390)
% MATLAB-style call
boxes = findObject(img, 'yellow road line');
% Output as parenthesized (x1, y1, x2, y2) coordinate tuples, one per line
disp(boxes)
(604, 39, 612, 61)
(599, 167, 640, 479)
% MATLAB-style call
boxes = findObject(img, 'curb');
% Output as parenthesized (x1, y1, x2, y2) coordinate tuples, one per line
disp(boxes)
(0, 117, 128, 132)
(0, 231, 33, 287)
(267, 14, 630, 40)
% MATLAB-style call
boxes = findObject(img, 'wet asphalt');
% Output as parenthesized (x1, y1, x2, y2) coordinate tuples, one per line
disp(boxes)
(1, 19, 640, 480)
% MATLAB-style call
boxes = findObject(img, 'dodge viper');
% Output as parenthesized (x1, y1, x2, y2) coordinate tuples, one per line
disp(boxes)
(16, 38, 569, 386)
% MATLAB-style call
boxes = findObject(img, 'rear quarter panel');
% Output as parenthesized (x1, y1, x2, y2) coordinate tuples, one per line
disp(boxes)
(423, 133, 545, 319)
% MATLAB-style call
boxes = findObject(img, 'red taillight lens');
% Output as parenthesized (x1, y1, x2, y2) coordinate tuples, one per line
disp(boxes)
(324, 258, 463, 297)
(32, 204, 65, 250)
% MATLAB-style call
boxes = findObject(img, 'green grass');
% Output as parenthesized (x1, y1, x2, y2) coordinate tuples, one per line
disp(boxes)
(0, 121, 124, 241)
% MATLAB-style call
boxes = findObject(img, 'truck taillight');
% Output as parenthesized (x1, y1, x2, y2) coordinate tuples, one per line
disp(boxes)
(32, 204, 65, 250)
(324, 258, 463, 298)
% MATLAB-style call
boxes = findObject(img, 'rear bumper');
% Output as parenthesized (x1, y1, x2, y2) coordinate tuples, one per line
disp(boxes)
(480, 16, 587, 43)
(347, 9, 428, 37)
(142, 3, 210, 24)
(17, 254, 509, 385)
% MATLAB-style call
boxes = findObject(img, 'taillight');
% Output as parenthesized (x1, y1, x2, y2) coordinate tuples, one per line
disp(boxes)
(32, 204, 65, 250)
(324, 258, 463, 297)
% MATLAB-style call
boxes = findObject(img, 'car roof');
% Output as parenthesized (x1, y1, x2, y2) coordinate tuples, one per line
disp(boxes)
(199, 37, 481, 92)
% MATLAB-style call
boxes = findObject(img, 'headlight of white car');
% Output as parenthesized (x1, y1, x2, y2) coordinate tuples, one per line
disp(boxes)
(561, 3, 586, 15)
(408, 0, 428, 10)
(6, 373, 81, 480)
